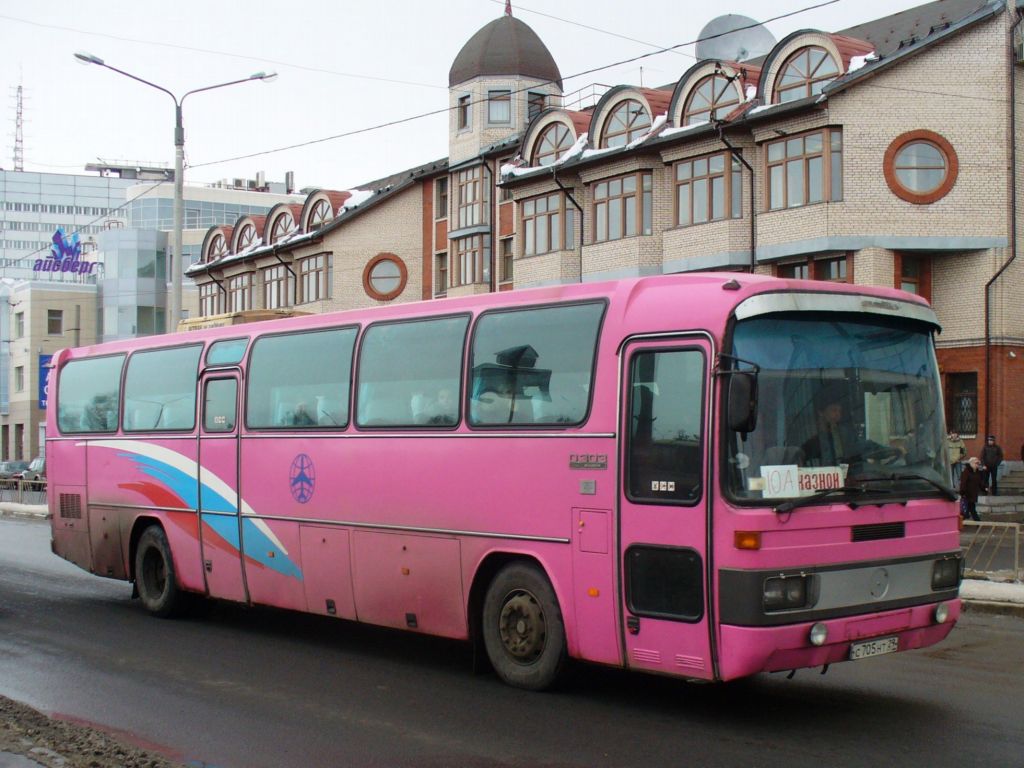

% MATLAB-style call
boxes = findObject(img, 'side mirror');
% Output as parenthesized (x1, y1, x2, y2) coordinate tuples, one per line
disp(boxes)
(727, 372, 758, 433)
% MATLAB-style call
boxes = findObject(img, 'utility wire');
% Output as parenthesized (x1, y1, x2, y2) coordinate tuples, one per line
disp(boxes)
(190, 0, 841, 169)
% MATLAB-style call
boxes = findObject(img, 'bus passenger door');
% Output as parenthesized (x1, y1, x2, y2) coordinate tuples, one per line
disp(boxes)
(619, 339, 713, 680)
(197, 373, 247, 603)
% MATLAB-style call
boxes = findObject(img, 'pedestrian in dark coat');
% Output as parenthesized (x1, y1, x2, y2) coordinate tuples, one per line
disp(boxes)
(959, 457, 986, 521)
(980, 435, 1004, 495)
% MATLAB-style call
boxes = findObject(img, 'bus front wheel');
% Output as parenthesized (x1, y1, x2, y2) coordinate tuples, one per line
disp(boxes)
(482, 562, 566, 690)
(135, 526, 182, 618)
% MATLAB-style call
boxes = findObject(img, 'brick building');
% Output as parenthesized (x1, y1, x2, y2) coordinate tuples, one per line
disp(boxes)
(191, 0, 1024, 458)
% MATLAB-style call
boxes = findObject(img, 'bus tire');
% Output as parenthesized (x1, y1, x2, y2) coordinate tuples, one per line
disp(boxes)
(482, 562, 566, 691)
(135, 525, 182, 618)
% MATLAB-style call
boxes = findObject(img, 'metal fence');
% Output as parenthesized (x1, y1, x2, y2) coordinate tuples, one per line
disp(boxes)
(962, 521, 1023, 583)
(0, 479, 46, 506)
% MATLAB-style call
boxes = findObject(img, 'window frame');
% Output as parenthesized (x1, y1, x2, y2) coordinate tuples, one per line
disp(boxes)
(454, 235, 487, 287)
(674, 152, 743, 227)
(307, 199, 333, 230)
(263, 264, 294, 310)
(601, 99, 651, 148)
(456, 166, 484, 229)
(521, 192, 570, 256)
(773, 46, 840, 103)
(236, 223, 257, 250)
(227, 273, 254, 312)
(122, 343, 202, 433)
(533, 123, 574, 166)
(592, 171, 653, 243)
(765, 127, 842, 211)
(270, 212, 295, 244)
(883, 130, 958, 204)
(199, 282, 221, 317)
(363, 253, 408, 301)
(487, 89, 512, 125)
(683, 74, 740, 125)
(435, 177, 449, 220)
(457, 94, 472, 131)
(298, 254, 332, 304)
(47, 309, 64, 336)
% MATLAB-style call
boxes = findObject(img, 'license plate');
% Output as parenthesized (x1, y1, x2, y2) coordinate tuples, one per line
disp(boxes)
(849, 636, 899, 660)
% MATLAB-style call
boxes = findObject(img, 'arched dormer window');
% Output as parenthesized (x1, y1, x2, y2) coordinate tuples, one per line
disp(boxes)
(601, 99, 650, 148)
(270, 212, 294, 244)
(774, 46, 839, 103)
(307, 199, 332, 230)
(236, 223, 256, 251)
(533, 123, 574, 166)
(208, 233, 227, 261)
(684, 74, 740, 125)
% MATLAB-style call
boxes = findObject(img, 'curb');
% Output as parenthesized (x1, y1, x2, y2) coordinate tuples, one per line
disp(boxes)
(961, 599, 1024, 618)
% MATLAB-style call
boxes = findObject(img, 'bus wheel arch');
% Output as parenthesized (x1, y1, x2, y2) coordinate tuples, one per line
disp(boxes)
(132, 522, 185, 618)
(474, 555, 567, 691)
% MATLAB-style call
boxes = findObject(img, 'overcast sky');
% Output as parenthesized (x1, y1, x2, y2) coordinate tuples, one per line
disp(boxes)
(2, 0, 932, 192)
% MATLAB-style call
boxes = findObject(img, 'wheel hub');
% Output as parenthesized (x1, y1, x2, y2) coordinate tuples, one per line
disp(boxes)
(498, 590, 546, 663)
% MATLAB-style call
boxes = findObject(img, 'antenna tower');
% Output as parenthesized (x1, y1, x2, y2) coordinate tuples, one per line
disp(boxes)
(13, 83, 25, 171)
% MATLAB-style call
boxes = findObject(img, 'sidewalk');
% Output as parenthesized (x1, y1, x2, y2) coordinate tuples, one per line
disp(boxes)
(3, 502, 1022, 617)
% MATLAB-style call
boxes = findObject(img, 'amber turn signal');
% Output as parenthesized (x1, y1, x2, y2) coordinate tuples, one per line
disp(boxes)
(734, 531, 761, 550)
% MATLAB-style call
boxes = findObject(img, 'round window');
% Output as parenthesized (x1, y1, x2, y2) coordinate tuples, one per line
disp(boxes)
(884, 130, 958, 204)
(363, 253, 408, 301)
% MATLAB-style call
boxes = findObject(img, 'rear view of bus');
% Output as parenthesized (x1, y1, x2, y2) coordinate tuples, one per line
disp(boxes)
(715, 289, 960, 679)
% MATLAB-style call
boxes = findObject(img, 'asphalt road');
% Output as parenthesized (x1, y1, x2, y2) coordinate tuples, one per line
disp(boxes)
(1, 516, 1022, 768)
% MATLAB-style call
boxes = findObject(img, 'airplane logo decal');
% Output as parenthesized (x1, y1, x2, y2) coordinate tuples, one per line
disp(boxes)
(289, 453, 315, 503)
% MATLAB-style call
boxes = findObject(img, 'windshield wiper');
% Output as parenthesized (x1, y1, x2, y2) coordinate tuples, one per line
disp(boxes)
(773, 484, 889, 514)
(848, 472, 957, 500)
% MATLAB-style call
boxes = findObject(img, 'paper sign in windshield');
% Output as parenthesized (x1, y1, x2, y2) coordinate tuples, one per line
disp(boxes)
(756, 465, 846, 498)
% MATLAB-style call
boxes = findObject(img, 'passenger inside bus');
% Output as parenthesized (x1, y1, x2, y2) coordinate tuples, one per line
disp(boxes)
(801, 387, 904, 467)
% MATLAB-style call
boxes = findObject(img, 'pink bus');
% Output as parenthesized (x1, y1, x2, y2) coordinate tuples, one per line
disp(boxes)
(47, 273, 962, 690)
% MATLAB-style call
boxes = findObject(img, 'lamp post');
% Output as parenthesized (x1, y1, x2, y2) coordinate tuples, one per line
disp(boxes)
(74, 53, 277, 333)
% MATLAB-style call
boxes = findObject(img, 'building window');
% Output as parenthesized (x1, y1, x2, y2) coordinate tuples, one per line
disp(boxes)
(207, 233, 227, 262)
(270, 212, 294, 244)
(675, 153, 742, 226)
(236, 223, 257, 251)
(522, 193, 573, 255)
(683, 74, 739, 125)
(766, 128, 842, 211)
(601, 99, 651, 148)
(774, 46, 839, 103)
(816, 256, 848, 282)
(14, 312, 24, 338)
(456, 166, 484, 228)
(435, 252, 448, 297)
(199, 283, 221, 317)
(435, 178, 448, 219)
(14, 366, 24, 393)
(454, 235, 487, 286)
(363, 253, 408, 301)
(488, 90, 511, 124)
(946, 372, 978, 436)
(533, 123, 574, 166)
(47, 309, 63, 335)
(263, 265, 294, 309)
(298, 254, 331, 303)
(897, 254, 931, 300)
(500, 238, 513, 282)
(777, 261, 810, 280)
(457, 94, 472, 130)
(307, 199, 332, 230)
(528, 92, 547, 122)
(227, 274, 254, 312)
(593, 172, 653, 242)
(883, 130, 958, 204)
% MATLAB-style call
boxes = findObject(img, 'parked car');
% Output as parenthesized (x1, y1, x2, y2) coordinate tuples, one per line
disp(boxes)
(0, 461, 29, 479)
(19, 457, 45, 481)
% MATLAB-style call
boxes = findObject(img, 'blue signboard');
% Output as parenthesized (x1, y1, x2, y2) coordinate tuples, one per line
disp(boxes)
(39, 354, 52, 410)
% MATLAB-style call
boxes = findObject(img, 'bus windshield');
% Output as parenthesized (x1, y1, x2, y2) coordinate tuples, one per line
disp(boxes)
(726, 313, 948, 502)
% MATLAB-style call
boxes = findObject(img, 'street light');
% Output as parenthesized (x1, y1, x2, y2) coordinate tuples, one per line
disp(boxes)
(74, 52, 277, 333)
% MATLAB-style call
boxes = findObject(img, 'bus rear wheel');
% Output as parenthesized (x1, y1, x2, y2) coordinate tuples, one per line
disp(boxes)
(482, 562, 566, 690)
(135, 526, 182, 618)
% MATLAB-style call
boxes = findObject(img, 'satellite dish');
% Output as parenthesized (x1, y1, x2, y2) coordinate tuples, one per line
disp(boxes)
(696, 15, 777, 63)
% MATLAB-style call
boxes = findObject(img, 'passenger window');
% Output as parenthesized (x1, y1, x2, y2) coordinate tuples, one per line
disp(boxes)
(247, 327, 356, 428)
(57, 354, 126, 434)
(123, 345, 201, 431)
(206, 338, 248, 367)
(626, 349, 705, 504)
(356, 315, 468, 428)
(204, 379, 237, 432)
(469, 302, 604, 426)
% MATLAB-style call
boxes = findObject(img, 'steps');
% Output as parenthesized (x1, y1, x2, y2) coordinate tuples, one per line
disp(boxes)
(977, 461, 1024, 522)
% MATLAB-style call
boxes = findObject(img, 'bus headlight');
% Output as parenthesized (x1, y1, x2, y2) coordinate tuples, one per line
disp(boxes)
(931, 557, 961, 590)
(764, 575, 809, 611)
